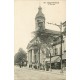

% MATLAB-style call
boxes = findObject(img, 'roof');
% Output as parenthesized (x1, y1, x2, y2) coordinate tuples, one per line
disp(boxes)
(62, 21, 66, 27)
(33, 29, 60, 36)
(35, 6, 45, 19)
(27, 37, 36, 49)
(44, 29, 60, 35)
(27, 29, 61, 49)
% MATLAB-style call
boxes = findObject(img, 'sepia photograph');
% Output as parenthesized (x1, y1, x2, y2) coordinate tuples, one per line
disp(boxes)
(14, 0, 66, 80)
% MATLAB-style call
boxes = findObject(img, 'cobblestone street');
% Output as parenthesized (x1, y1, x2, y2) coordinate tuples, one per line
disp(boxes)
(14, 66, 66, 80)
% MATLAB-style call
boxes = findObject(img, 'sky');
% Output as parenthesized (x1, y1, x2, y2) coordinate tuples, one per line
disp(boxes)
(14, 0, 66, 54)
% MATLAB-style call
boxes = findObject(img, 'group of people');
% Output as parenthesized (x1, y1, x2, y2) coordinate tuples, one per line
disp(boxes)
(18, 61, 27, 68)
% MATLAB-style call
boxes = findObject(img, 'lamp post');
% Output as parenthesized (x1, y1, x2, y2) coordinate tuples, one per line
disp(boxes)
(47, 22, 63, 73)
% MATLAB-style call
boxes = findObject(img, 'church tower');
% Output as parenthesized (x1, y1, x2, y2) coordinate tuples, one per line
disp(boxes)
(35, 6, 45, 31)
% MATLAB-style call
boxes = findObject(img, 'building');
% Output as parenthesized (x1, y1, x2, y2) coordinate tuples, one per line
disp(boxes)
(27, 6, 66, 70)
(45, 26, 66, 70)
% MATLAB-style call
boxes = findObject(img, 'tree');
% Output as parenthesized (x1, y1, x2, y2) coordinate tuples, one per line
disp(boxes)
(14, 48, 27, 67)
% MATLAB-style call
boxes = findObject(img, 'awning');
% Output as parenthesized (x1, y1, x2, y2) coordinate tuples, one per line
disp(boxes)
(51, 56, 60, 63)
(45, 52, 66, 63)
(45, 56, 61, 63)
(45, 58, 50, 61)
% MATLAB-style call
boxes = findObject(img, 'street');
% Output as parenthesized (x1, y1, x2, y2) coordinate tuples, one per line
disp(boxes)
(14, 66, 66, 80)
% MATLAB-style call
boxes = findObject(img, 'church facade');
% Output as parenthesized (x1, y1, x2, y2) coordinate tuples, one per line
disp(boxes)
(27, 6, 66, 70)
(27, 6, 46, 69)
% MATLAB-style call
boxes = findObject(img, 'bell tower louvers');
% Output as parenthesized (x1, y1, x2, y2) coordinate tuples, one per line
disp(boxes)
(35, 6, 45, 31)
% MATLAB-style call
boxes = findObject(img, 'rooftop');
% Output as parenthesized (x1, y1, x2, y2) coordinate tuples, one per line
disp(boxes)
(35, 6, 45, 19)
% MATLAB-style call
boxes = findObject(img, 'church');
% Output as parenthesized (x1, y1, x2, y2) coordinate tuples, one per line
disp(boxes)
(27, 6, 66, 70)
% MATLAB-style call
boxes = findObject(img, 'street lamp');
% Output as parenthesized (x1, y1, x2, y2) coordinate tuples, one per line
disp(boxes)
(47, 22, 63, 73)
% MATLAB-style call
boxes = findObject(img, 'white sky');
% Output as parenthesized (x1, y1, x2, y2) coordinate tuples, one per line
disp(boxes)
(14, 0, 66, 54)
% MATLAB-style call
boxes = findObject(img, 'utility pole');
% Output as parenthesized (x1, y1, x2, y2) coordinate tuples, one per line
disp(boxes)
(60, 24, 63, 73)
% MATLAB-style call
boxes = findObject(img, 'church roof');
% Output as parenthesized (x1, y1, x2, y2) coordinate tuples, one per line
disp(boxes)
(44, 29, 60, 35)
(27, 29, 61, 50)
(35, 6, 45, 19)
(33, 29, 61, 36)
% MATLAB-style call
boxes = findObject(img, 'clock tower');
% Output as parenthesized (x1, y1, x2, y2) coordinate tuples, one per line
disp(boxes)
(35, 6, 45, 31)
